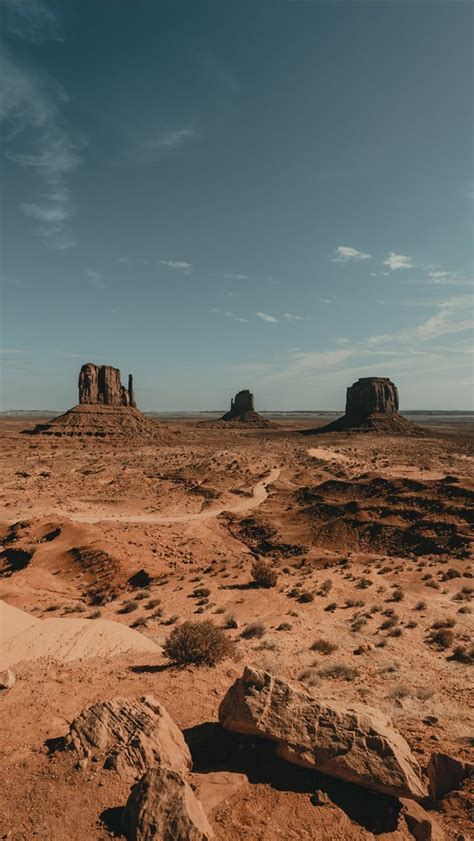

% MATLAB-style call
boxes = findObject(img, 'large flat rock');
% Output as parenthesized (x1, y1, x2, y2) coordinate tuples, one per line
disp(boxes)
(218, 666, 427, 800)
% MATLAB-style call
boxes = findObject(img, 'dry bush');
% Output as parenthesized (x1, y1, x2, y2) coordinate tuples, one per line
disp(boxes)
(414, 601, 427, 611)
(389, 683, 411, 700)
(319, 579, 333, 596)
(351, 616, 368, 633)
(241, 620, 266, 639)
(298, 667, 320, 687)
(164, 620, 236, 666)
(276, 622, 292, 631)
(318, 663, 359, 681)
(324, 602, 337, 613)
(298, 591, 315, 603)
(311, 637, 337, 654)
(432, 617, 456, 629)
(131, 616, 147, 628)
(391, 588, 405, 602)
(193, 587, 211, 597)
(449, 644, 474, 664)
(251, 558, 278, 588)
(118, 599, 139, 614)
(429, 628, 454, 649)
(224, 614, 238, 629)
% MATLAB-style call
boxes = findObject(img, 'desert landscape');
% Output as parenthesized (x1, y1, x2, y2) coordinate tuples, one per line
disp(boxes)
(0, 367, 472, 841)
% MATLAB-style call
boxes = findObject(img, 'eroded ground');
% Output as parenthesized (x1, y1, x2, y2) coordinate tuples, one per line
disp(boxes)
(0, 417, 473, 840)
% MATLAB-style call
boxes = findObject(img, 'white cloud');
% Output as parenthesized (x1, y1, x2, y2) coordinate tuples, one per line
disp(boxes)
(124, 127, 197, 164)
(335, 337, 350, 344)
(160, 260, 192, 271)
(256, 311, 278, 323)
(224, 273, 248, 280)
(333, 245, 371, 262)
(384, 252, 413, 270)
(283, 312, 309, 321)
(1, 38, 80, 249)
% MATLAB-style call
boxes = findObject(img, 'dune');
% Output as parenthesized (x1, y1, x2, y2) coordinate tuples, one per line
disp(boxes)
(0, 614, 160, 670)
(0, 598, 40, 642)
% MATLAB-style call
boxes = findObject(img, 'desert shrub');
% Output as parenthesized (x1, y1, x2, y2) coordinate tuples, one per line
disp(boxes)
(380, 616, 398, 630)
(151, 606, 163, 618)
(405, 620, 417, 629)
(388, 627, 402, 637)
(458, 606, 472, 614)
(319, 579, 333, 596)
(118, 599, 139, 614)
(89, 609, 102, 619)
(391, 588, 405, 602)
(389, 683, 410, 699)
(414, 601, 427, 611)
(449, 644, 474, 664)
(298, 591, 315, 604)
(131, 616, 147, 628)
(298, 667, 320, 686)
(276, 622, 292, 631)
(311, 637, 337, 654)
(133, 591, 149, 601)
(318, 663, 359, 681)
(196, 597, 209, 606)
(431, 617, 456, 629)
(426, 580, 440, 590)
(145, 598, 161, 610)
(357, 578, 373, 590)
(241, 620, 266, 639)
(214, 606, 225, 614)
(351, 617, 368, 633)
(224, 614, 238, 629)
(193, 587, 210, 597)
(163, 620, 236, 666)
(251, 558, 278, 588)
(324, 602, 337, 613)
(429, 628, 454, 649)
(163, 613, 179, 625)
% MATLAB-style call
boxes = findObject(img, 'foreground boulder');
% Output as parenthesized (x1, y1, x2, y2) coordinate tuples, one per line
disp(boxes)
(219, 667, 427, 800)
(427, 751, 473, 802)
(67, 696, 191, 779)
(122, 767, 214, 841)
(400, 799, 445, 841)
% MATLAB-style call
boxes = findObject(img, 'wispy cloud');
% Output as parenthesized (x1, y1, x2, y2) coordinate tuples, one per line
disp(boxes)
(256, 311, 278, 323)
(333, 245, 371, 262)
(1, 0, 61, 43)
(1, 12, 81, 250)
(335, 337, 350, 344)
(384, 252, 413, 270)
(160, 260, 192, 272)
(122, 127, 198, 164)
(283, 312, 309, 321)
(224, 273, 248, 280)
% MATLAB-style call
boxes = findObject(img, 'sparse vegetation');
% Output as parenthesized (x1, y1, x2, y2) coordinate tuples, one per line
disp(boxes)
(298, 591, 314, 603)
(163, 620, 236, 666)
(317, 663, 359, 681)
(241, 620, 266, 639)
(251, 558, 278, 588)
(118, 599, 139, 614)
(224, 614, 238, 629)
(310, 637, 337, 654)
(429, 628, 454, 649)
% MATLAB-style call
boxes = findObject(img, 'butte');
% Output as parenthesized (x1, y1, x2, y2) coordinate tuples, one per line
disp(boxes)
(27, 363, 167, 439)
(309, 377, 423, 434)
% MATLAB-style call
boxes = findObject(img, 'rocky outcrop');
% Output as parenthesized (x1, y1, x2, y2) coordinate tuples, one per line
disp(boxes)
(78, 363, 135, 407)
(400, 799, 445, 841)
(122, 767, 214, 841)
(307, 377, 422, 434)
(427, 752, 473, 802)
(346, 377, 399, 420)
(220, 389, 273, 426)
(67, 696, 191, 780)
(218, 666, 427, 800)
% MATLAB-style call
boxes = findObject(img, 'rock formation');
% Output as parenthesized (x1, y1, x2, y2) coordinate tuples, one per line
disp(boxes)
(79, 363, 134, 407)
(218, 666, 427, 800)
(28, 363, 171, 440)
(122, 767, 214, 841)
(67, 696, 192, 780)
(308, 377, 421, 434)
(220, 389, 273, 426)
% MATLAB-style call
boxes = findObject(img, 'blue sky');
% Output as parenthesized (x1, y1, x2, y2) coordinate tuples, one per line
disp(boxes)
(1, 0, 473, 410)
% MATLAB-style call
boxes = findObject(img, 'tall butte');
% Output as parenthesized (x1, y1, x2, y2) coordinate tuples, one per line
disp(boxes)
(311, 377, 421, 434)
(221, 389, 273, 426)
(28, 363, 165, 439)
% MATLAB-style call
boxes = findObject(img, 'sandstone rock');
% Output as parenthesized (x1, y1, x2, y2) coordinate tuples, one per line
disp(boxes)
(346, 377, 399, 420)
(67, 696, 191, 780)
(0, 668, 15, 689)
(400, 798, 445, 841)
(122, 767, 214, 841)
(427, 752, 473, 802)
(310, 790, 331, 806)
(78, 363, 135, 407)
(218, 666, 427, 800)
(220, 389, 272, 426)
(308, 376, 421, 434)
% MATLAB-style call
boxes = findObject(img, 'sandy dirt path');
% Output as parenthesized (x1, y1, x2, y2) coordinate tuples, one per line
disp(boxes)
(45, 467, 282, 525)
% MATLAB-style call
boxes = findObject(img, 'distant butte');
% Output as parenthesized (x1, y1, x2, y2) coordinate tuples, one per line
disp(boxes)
(27, 364, 167, 439)
(221, 390, 273, 427)
(309, 377, 423, 434)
